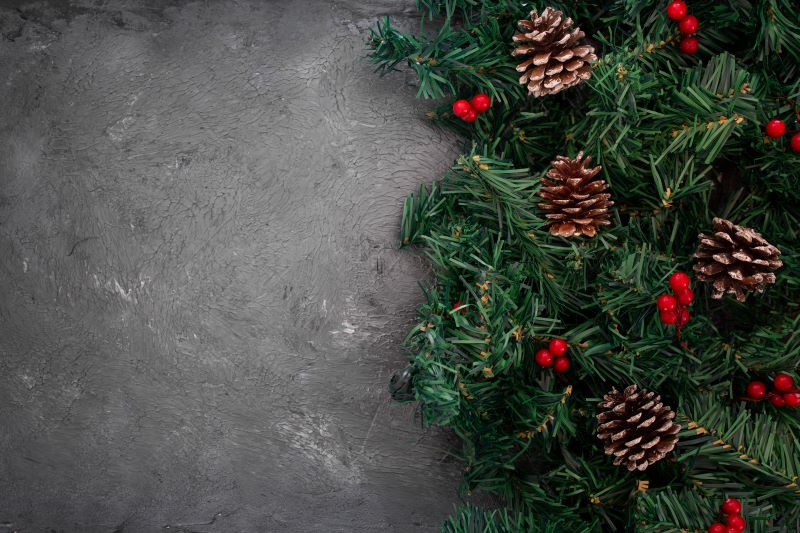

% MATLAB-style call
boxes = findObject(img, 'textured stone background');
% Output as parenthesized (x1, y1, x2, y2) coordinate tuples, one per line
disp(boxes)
(0, 1, 464, 530)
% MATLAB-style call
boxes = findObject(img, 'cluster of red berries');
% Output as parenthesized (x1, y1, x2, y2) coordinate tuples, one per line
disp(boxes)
(707, 498, 746, 533)
(666, 1, 700, 55)
(656, 272, 694, 327)
(764, 118, 800, 152)
(452, 93, 491, 123)
(746, 373, 800, 408)
(534, 338, 570, 373)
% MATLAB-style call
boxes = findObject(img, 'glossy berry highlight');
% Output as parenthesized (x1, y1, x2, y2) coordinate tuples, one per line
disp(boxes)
(784, 391, 800, 407)
(765, 119, 786, 138)
(746, 381, 766, 400)
(769, 393, 786, 407)
(553, 356, 570, 373)
(774, 373, 794, 392)
(678, 14, 699, 34)
(549, 338, 568, 357)
(452, 99, 471, 118)
(535, 349, 553, 367)
(669, 272, 691, 292)
(657, 294, 677, 312)
(470, 93, 491, 113)
(791, 133, 800, 152)
(721, 498, 742, 515)
(666, 1, 687, 20)
(677, 288, 694, 306)
(679, 37, 699, 55)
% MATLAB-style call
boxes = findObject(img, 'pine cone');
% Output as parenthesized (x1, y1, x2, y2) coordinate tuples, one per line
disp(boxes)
(693, 218, 783, 302)
(538, 151, 613, 238)
(511, 7, 597, 97)
(597, 385, 680, 472)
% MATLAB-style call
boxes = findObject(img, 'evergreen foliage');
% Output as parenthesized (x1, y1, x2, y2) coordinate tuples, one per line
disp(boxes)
(369, 1, 800, 531)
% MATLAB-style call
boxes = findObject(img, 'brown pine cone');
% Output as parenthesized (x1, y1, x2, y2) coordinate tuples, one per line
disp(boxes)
(538, 151, 613, 238)
(511, 7, 597, 97)
(597, 385, 680, 472)
(693, 218, 783, 302)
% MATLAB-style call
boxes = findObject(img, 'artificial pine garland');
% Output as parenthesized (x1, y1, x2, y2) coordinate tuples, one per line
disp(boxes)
(369, 1, 800, 531)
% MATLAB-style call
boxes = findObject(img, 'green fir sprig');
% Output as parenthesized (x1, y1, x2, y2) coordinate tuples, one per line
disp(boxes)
(370, 1, 800, 531)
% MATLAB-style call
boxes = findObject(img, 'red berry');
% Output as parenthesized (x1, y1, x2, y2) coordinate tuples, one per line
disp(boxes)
(765, 119, 786, 138)
(791, 133, 800, 153)
(657, 294, 678, 312)
(774, 372, 794, 392)
(769, 393, 786, 407)
(666, 0, 687, 20)
(549, 338, 569, 357)
(553, 356, 570, 373)
(669, 272, 691, 293)
(721, 498, 742, 515)
(677, 288, 695, 306)
(746, 381, 767, 400)
(678, 14, 699, 34)
(784, 392, 800, 407)
(676, 307, 690, 326)
(453, 302, 467, 315)
(470, 93, 491, 113)
(452, 99, 471, 118)
(660, 309, 678, 325)
(679, 37, 699, 55)
(726, 514, 745, 531)
(725, 528, 738, 533)
(535, 349, 553, 367)
(463, 109, 478, 123)
(708, 524, 726, 533)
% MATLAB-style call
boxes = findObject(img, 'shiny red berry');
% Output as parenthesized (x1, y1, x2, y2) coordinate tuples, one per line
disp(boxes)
(452, 99, 471, 118)
(791, 133, 800, 152)
(677, 288, 694, 306)
(463, 109, 478, 123)
(549, 338, 568, 357)
(553, 356, 570, 373)
(657, 294, 678, 312)
(774, 372, 794, 392)
(535, 349, 553, 367)
(765, 119, 786, 138)
(724, 528, 738, 533)
(666, 1, 687, 20)
(784, 392, 800, 407)
(669, 272, 691, 292)
(660, 309, 678, 325)
(721, 498, 742, 515)
(470, 93, 491, 113)
(746, 381, 767, 400)
(769, 393, 786, 407)
(707, 524, 726, 533)
(679, 37, 699, 54)
(726, 514, 745, 531)
(678, 14, 699, 34)
(676, 307, 690, 326)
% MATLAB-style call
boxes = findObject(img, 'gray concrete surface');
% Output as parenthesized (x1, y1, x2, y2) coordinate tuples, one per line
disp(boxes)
(0, 1, 465, 530)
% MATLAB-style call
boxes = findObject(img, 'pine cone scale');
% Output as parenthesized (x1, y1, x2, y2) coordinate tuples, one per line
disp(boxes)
(712, 253, 735, 265)
(694, 218, 782, 301)
(596, 385, 680, 471)
(538, 152, 612, 238)
(511, 7, 596, 97)
(638, 415, 656, 428)
(640, 437, 660, 449)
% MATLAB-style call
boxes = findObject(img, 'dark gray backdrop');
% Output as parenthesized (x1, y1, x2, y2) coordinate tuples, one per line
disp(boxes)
(0, 1, 464, 530)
